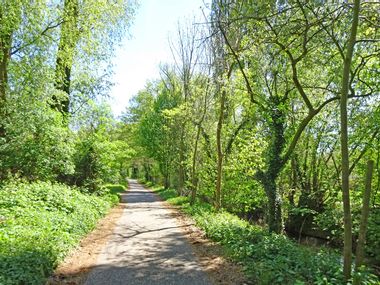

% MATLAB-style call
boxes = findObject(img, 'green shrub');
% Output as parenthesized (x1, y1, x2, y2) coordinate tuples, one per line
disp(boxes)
(144, 181, 154, 187)
(0, 101, 75, 181)
(105, 184, 126, 195)
(154, 187, 177, 200)
(0, 180, 118, 284)
(155, 189, 379, 285)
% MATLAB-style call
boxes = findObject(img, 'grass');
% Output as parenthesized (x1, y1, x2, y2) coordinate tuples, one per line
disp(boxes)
(0, 180, 120, 285)
(105, 184, 127, 195)
(151, 185, 379, 285)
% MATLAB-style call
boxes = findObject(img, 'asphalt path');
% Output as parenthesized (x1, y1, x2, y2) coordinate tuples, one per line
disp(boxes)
(84, 180, 212, 285)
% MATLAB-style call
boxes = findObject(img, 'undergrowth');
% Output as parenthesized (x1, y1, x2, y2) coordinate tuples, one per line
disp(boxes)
(0, 180, 121, 285)
(153, 186, 379, 285)
(105, 183, 127, 196)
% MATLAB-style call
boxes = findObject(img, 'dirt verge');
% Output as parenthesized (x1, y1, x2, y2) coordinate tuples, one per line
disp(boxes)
(47, 186, 248, 285)
(153, 193, 248, 285)
(46, 204, 125, 285)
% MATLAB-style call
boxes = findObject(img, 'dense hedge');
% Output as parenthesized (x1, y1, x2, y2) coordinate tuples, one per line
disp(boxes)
(154, 187, 379, 285)
(0, 180, 120, 285)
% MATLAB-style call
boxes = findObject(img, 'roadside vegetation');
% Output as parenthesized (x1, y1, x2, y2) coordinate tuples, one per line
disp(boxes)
(0, 181, 122, 284)
(126, 1, 380, 283)
(153, 186, 379, 285)
(0, 0, 134, 284)
(1, 0, 379, 284)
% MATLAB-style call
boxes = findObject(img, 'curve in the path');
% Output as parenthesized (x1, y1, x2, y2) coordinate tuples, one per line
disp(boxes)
(84, 180, 212, 285)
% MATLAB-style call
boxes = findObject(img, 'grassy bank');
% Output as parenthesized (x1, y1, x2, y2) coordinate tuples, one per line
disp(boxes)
(0, 180, 124, 285)
(153, 187, 379, 285)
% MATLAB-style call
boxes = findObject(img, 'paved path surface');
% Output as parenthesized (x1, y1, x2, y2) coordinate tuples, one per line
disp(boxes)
(85, 180, 212, 285)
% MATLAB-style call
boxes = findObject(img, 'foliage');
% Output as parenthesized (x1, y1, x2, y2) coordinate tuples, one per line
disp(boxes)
(0, 0, 136, 182)
(2, 0, 379, 282)
(0, 179, 119, 284)
(126, 0, 380, 280)
(105, 184, 127, 195)
(154, 187, 190, 205)
(0, 98, 75, 180)
(366, 208, 380, 264)
(155, 187, 379, 285)
(69, 103, 134, 190)
(0, 1, 135, 283)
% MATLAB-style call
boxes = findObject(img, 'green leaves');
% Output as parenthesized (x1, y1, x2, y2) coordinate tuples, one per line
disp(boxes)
(191, 209, 378, 285)
(1, 98, 75, 180)
(0, 179, 118, 284)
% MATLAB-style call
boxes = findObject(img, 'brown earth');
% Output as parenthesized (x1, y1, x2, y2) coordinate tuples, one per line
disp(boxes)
(162, 202, 249, 285)
(46, 204, 126, 285)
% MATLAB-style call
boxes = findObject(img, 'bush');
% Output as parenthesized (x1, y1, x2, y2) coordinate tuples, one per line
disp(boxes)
(0, 102, 75, 181)
(155, 189, 379, 285)
(0, 180, 118, 285)
(105, 184, 126, 195)
(154, 187, 177, 200)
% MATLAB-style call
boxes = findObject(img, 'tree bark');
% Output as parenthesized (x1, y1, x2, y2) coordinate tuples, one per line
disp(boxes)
(0, 35, 10, 106)
(255, 99, 285, 233)
(0, 8, 12, 137)
(353, 160, 374, 285)
(53, 0, 79, 115)
(190, 123, 202, 204)
(178, 129, 185, 195)
(258, 172, 282, 233)
(340, 0, 360, 280)
(215, 89, 226, 210)
(163, 160, 170, 189)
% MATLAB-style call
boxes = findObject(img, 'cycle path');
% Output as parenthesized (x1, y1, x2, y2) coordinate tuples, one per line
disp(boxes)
(84, 179, 212, 285)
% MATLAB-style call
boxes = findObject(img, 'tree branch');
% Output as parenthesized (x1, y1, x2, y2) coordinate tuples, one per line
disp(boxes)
(217, 19, 264, 108)
(281, 96, 340, 166)
(11, 20, 63, 55)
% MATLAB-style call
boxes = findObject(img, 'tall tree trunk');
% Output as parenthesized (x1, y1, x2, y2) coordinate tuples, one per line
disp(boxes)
(178, 128, 185, 195)
(340, 0, 360, 280)
(53, 0, 79, 115)
(163, 160, 170, 189)
(190, 124, 201, 205)
(215, 89, 226, 210)
(164, 174, 170, 189)
(0, 9, 12, 137)
(258, 172, 282, 233)
(289, 157, 297, 207)
(191, 91, 208, 205)
(353, 160, 374, 285)
(0, 36, 10, 137)
(256, 102, 285, 233)
(143, 162, 151, 182)
(0, 36, 10, 107)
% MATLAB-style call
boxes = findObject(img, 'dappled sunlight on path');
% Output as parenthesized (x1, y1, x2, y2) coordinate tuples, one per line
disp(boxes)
(84, 180, 211, 285)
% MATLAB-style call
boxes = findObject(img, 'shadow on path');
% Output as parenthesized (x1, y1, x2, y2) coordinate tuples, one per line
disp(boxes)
(84, 180, 211, 285)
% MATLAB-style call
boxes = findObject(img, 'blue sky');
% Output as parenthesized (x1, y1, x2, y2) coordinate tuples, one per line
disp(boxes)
(109, 0, 210, 116)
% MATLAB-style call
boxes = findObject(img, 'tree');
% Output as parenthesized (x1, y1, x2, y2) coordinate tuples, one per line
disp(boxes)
(0, 0, 23, 137)
(211, 0, 235, 210)
(0, 0, 135, 181)
(52, 0, 135, 116)
(130, 78, 182, 189)
(340, 0, 360, 279)
(210, 0, 379, 234)
(53, 0, 79, 115)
